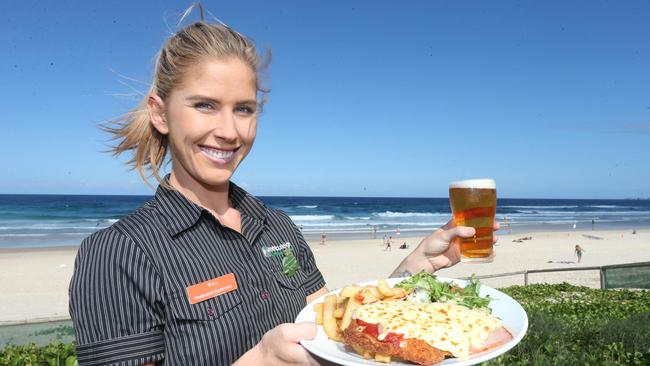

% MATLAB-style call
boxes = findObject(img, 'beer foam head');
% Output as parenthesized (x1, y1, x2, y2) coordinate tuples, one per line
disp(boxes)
(449, 178, 496, 189)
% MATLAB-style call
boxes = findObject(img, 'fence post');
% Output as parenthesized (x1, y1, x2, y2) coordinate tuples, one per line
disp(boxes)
(524, 271, 529, 286)
(599, 267, 606, 289)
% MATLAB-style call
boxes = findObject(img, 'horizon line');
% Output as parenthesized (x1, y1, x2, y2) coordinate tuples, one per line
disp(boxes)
(0, 192, 648, 201)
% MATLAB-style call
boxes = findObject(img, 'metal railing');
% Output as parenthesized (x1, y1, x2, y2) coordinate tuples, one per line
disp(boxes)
(461, 261, 650, 289)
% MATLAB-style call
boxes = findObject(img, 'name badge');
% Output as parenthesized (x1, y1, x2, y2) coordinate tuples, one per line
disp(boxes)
(186, 273, 238, 305)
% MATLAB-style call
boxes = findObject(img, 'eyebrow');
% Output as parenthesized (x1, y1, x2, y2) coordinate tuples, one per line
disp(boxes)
(185, 94, 257, 105)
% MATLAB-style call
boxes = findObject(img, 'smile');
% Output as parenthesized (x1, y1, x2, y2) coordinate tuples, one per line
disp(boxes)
(199, 145, 239, 165)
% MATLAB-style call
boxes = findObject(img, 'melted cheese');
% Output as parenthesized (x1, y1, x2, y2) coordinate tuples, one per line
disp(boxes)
(353, 300, 502, 357)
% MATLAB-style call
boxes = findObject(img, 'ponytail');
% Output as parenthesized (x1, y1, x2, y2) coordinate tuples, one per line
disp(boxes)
(102, 95, 169, 188)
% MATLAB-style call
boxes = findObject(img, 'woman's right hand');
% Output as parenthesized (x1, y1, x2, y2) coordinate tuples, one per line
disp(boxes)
(234, 322, 321, 365)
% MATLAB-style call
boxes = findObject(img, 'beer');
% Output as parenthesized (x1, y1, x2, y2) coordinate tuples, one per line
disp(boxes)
(449, 179, 496, 263)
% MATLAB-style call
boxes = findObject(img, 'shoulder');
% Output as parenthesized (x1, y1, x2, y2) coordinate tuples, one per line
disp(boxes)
(111, 201, 160, 235)
(265, 207, 304, 236)
(267, 207, 295, 225)
(234, 184, 297, 228)
(72, 218, 162, 293)
(77, 226, 142, 267)
(77, 202, 160, 261)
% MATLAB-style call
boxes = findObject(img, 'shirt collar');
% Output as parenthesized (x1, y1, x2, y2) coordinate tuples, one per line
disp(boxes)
(154, 176, 267, 237)
(228, 181, 268, 223)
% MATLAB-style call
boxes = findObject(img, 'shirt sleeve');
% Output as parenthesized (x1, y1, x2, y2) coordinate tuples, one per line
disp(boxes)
(69, 228, 166, 366)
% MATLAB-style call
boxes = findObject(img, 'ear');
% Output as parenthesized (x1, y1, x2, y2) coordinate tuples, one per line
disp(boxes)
(147, 93, 169, 135)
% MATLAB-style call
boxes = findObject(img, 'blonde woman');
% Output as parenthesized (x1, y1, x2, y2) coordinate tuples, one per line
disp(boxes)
(69, 5, 497, 365)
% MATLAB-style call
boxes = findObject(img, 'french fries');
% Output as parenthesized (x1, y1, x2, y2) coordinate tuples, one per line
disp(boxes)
(339, 285, 363, 298)
(312, 279, 406, 363)
(313, 303, 323, 325)
(377, 279, 394, 297)
(341, 295, 362, 330)
(322, 294, 343, 341)
(377, 279, 408, 300)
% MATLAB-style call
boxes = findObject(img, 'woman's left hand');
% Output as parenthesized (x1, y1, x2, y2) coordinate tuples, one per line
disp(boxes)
(391, 219, 500, 277)
(421, 219, 500, 271)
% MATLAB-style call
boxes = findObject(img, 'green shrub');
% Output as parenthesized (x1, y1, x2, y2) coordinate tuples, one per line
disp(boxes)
(0, 342, 77, 366)
(485, 283, 650, 365)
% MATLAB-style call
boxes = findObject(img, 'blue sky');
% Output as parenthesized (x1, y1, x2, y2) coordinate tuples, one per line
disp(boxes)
(1, 1, 648, 199)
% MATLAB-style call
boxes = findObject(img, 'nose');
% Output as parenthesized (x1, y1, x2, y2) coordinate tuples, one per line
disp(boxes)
(211, 109, 238, 143)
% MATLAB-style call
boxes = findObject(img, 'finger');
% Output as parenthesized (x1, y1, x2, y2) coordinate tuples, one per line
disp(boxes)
(449, 239, 461, 261)
(493, 220, 500, 231)
(493, 234, 499, 244)
(440, 219, 455, 231)
(283, 322, 318, 342)
(438, 226, 476, 243)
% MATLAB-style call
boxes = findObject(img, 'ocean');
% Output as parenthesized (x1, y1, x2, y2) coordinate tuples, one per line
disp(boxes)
(1, 194, 650, 248)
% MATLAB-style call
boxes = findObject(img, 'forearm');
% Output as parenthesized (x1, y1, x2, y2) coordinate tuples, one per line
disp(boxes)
(390, 248, 434, 278)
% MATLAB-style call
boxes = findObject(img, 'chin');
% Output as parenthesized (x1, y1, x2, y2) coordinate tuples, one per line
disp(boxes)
(201, 170, 235, 186)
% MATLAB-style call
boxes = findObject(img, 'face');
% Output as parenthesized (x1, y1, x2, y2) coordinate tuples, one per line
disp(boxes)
(149, 58, 258, 190)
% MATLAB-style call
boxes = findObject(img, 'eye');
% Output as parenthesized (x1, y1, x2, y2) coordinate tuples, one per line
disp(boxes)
(193, 102, 214, 111)
(235, 104, 256, 115)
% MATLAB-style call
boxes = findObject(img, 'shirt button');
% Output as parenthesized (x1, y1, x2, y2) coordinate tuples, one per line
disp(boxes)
(206, 307, 215, 317)
(261, 290, 270, 300)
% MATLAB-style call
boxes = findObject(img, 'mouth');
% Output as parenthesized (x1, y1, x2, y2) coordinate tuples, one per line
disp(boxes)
(199, 145, 240, 165)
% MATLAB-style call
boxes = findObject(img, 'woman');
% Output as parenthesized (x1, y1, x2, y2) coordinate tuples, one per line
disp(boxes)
(575, 244, 585, 263)
(69, 7, 497, 366)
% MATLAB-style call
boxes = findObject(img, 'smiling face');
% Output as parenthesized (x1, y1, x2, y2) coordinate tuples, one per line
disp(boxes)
(149, 58, 258, 191)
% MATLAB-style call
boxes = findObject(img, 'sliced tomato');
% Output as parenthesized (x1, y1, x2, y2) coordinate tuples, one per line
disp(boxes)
(383, 332, 404, 348)
(356, 319, 379, 338)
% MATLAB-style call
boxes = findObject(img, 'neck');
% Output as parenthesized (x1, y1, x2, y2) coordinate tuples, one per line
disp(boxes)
(169, 171, 231, 215)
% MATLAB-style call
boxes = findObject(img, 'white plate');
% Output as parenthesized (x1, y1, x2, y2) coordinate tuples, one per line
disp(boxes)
(295, 277, 528, 366)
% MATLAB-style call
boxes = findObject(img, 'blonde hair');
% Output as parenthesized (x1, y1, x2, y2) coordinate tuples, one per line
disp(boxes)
(104, 4, 269, 187)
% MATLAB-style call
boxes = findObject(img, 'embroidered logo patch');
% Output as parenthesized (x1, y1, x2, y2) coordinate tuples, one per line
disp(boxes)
(282, 247, 299, 277)
(262, 242, 291, 257)
(262, 241, 299, 277)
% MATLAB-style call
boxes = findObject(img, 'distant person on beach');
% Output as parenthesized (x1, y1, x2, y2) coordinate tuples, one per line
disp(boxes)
(384, 236, 393, 251)
(399, 242, 408, 249)
(575, 244, 586, 263)
(373, 225, 377, 239)
(320, 231, 327, 245)
(68, 4, 501, 364)
(591, 219, 595, 230)
(396, 226, 401, 237)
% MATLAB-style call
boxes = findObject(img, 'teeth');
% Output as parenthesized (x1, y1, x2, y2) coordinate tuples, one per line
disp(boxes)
(201, 147, 234, 159)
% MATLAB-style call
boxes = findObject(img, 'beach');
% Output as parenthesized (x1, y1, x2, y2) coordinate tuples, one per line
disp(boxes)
(0, 228, 648, 324)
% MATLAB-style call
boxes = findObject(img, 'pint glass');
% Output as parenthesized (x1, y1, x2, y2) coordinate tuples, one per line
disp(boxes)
(449, 179, 496, 263)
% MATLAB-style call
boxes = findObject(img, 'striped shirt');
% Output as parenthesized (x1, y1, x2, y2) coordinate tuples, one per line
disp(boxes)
(69, 181, 326, 365)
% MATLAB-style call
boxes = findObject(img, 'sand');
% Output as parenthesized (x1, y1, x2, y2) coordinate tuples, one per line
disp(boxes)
(311, 229, 650, 290)
(0, 229, 648, 324)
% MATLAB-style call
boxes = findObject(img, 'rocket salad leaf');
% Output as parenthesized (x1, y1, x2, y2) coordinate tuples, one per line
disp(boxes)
(394, 271, 493, 313)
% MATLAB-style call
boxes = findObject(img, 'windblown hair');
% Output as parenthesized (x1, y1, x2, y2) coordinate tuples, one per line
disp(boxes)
(103, 3, 269, 187)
